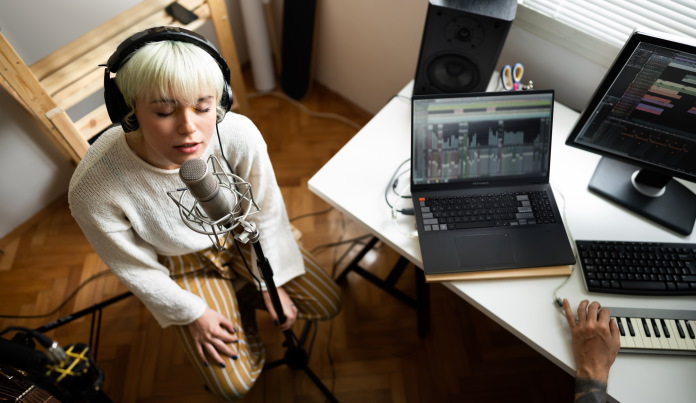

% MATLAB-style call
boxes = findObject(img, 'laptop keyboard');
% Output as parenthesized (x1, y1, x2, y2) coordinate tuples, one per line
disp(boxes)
(417, 191, 556, 232)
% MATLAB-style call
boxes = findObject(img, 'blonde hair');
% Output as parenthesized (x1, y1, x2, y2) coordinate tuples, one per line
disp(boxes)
(115, 40, 226, 129)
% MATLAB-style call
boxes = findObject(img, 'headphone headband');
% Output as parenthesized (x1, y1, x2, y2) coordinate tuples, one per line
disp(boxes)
(106, 26, 230, 79)
(103, 26, 233, 131)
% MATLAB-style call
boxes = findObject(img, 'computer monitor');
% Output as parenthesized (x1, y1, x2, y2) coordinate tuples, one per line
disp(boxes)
(566, 30, 696, 235)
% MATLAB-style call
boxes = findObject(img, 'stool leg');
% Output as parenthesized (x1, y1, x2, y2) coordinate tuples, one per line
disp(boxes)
(415, 267, 430, 338)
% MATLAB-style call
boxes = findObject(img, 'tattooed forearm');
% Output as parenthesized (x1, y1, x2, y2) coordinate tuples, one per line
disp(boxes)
(574, 378, 607, 403)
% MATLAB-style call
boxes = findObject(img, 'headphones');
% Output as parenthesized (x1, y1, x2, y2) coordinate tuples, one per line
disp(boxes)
(103, 26, 233, 132)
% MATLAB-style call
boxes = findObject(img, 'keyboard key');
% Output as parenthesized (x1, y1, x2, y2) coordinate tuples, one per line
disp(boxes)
(455, 221, 495, 230)
(621, 280, 666, 291)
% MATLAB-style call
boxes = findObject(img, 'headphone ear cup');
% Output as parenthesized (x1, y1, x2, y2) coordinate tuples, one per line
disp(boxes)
(104, 74, 139, 132)
(218, 82, 233, 123)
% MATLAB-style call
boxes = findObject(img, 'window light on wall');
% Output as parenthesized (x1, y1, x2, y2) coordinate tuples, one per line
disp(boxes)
(519, 0, 696, 47)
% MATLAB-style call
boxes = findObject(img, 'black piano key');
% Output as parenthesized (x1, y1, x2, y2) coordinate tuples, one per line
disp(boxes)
(686, 321, 696, 339)
(642, 318, 651, 337)
(675, 320, 686, 339)
(616, 317, 625, 336)
(651, 318, 661, 337)
(660, 319, 670, 338)
(625, 317, 636, 337)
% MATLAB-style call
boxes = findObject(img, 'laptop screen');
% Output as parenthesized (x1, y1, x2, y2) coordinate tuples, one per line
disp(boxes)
(411, 90, 554, 186)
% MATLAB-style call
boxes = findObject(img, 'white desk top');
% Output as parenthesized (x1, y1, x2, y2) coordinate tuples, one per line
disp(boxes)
(308, 82, 696, 403)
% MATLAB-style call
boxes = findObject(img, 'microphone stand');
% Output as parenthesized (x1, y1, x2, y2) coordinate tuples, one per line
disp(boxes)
(235, 220, 339, 403)
(171, 156, 338, 401)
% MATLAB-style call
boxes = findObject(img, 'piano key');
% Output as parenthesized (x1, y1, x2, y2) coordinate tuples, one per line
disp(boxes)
(625, 317, 636, 337)
(615, 317, 634, 348)
(641, 318, 652, 337)
(616, 317, 626, 336)
(660, 319, 671, 338)
(650, 318, 661, 338)
(626, 317, 645, 348)
(637, 317, 656, 349)
(684, 321, 696, 350)
(687, 320, 696, 339)
(662, 319, 681, 350)
(675, 320, 686, 338)
(678, 320, 696, 351)
(668, 320, 691, 351)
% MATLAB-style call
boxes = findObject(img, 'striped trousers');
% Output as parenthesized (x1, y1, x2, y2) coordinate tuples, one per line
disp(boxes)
(159, 242, 342, 401)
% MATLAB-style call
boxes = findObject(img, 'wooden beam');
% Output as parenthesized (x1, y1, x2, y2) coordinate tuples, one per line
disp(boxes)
(207, 0, 249, 115)
(0, 33, 87, 164)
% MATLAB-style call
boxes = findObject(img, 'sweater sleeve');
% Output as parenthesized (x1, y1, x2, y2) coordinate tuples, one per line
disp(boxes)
(79, 217, 207, 327)
(221, 114, 306, 289)
(69, 199, 208, 328)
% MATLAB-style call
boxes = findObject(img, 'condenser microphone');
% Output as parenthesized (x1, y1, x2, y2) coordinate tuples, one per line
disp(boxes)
(179, 158, 235, 225)
(170, 155, 259, 249)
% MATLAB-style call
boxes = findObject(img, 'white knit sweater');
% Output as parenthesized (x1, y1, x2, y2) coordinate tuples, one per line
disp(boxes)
(68, 113, 304, 328)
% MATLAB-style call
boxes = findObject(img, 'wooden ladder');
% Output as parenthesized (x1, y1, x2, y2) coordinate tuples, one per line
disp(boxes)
(0, 0, 248, 165)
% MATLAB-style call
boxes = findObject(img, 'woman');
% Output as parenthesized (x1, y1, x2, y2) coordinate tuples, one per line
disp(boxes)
(69, 27, 341, 400)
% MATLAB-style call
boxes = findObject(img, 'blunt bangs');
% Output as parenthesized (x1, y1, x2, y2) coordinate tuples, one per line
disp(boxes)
(116, 40, 224, 109)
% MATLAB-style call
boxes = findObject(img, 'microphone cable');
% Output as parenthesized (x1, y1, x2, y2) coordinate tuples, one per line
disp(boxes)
(289, 206, 334, 223)
(214, 122, 264, 291)
(549, 184, 580, 310)
(248, 91, 364, 131)
(384, 158, 413, 216)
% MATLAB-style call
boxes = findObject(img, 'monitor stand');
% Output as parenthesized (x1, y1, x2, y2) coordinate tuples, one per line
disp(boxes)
(588, 157, 696, 235)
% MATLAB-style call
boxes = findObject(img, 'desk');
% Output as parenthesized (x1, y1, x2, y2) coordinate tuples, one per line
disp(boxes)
(308, 82, 696, 403)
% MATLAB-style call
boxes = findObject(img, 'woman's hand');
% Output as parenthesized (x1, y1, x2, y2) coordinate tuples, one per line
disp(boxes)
(262, 286, 298, 331)
(187, 308, 239, 367)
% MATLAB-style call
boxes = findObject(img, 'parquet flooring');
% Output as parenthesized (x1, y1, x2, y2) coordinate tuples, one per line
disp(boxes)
(0, 71, 574, 402)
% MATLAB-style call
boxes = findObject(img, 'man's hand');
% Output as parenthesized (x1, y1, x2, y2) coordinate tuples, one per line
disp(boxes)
(563, 299, 620, 402)
(187, 308, 239, 367)
(263, 286, 298, 331)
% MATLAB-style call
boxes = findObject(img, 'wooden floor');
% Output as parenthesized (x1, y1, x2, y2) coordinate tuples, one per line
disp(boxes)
(0, 74, 574, 402)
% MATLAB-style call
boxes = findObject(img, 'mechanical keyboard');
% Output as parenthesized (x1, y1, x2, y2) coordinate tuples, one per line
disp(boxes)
(576, 240, 696, 296)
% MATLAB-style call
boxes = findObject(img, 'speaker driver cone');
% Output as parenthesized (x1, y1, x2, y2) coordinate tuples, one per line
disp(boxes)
(427, 54, 480, 93)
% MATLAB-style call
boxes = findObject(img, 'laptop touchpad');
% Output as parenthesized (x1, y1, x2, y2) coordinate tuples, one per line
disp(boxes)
(454, 233, 516, 267)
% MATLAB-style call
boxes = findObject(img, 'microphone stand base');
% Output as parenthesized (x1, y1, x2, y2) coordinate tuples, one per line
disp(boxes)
(238, 224, 339, 402)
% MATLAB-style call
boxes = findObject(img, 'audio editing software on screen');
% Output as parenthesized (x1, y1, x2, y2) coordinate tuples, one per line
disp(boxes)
(412, 93, 552, 185)
(575, 42, 696, 176)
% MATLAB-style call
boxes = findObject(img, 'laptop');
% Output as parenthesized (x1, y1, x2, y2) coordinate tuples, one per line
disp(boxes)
(410, 90, 575, 276)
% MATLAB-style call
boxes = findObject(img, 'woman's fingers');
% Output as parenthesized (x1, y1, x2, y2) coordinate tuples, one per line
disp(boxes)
(204, 341, 225, 366)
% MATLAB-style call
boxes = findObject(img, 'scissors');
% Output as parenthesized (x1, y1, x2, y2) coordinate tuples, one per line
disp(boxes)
(501, 63, 524, 91)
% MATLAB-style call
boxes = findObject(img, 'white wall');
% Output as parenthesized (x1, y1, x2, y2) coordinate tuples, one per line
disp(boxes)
(313, 0, 428, 114)
(311, 1, 615, 115)
(1, 0, 614, 238)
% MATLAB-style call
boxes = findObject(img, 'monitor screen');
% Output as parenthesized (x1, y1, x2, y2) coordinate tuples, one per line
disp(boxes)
(566, 30, 696, 235)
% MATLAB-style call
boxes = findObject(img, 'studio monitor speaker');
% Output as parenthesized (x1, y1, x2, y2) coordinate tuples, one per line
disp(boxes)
(413, 0, 517, 95)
